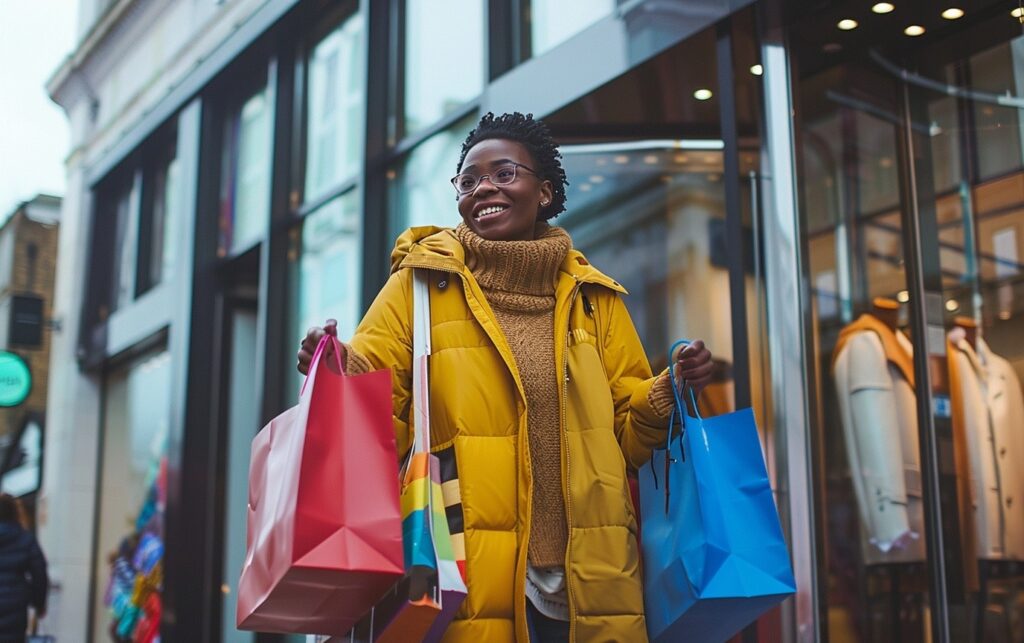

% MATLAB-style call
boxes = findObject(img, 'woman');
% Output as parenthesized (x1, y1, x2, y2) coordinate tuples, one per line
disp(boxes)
(297, 113, 713, 642)
(0, 494, 48, 643)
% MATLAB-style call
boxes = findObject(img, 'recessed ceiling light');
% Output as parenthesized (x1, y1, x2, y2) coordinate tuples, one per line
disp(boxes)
(945, 299, 959, 312)
(941, 7, 964, 19)
(643, 155, 659, 165)
(904, 24, 925, 35)
(613, 155, 629, 164)
(1013, 7, 1024, 19)
(750, 64, 764, 76)
(579, 184, 592, 192)
(674, 154, 689, 164)
(694, 88, 713, 101)
(872, 3, 895, 13)
(589, 175, 605, 183)
(897, 290, 910, 303)
(837, 18, 859, 30)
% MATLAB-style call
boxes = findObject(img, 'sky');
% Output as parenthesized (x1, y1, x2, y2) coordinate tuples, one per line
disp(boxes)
(0, 0, 78, 221)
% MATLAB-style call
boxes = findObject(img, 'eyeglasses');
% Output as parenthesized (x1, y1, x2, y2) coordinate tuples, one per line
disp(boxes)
(450, 162, 539, 196)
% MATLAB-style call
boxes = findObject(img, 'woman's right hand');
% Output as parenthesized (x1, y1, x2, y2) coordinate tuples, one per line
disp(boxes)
(297, 319, 346, 375)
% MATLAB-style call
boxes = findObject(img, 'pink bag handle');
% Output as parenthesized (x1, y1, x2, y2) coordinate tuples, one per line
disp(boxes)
(300, 334, 345, 397)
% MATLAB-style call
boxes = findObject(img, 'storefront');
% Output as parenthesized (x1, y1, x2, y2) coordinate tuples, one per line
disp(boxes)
(43, 0, 1024, 641)
(787, 1, 1024, 641)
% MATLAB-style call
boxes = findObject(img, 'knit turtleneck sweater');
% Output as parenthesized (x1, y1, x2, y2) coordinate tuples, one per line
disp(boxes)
(455, 222, 572, 568)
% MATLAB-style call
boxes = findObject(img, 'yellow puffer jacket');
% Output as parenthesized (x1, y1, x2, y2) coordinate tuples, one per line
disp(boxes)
(348, 227, 670, 642)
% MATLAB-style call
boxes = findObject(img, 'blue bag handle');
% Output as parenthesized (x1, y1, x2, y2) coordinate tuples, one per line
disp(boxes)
(652, 339, 704, 513)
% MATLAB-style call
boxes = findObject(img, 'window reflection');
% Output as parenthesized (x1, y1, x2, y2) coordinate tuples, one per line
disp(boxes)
(403, 0, 483, 136)
(390, 117, 473, 235)
(141, 148, 179, 293)
(560, 145, 733, 415)
(92, 349, 172, 643)
(287, 191, 362, 395)
(219, 87, 272, 256)
(528, 0, 614, 58)
(305, 13, 364, 202)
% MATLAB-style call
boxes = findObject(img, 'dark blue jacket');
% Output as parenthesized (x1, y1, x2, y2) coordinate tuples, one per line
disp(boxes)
(0, 521, 48, 642)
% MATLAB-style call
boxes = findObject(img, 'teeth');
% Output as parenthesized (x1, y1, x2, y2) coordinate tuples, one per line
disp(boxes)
(477, 205, 506, 218)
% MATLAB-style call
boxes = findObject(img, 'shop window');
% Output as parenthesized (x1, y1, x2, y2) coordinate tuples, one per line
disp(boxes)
(389, 116, 474, 237)
(138, 140, 180, 294)
(559, 144, 734, 401)
(304, 11, 364, 203)
(401, 0, 483, 137)
(286, 190, 362, 394)
(89, 174, 137, 322)
(219, 85, 272, 257)
(970, 42, 1024, 181)
(525, 0, 614, 58)
(91, 349, 172, 643)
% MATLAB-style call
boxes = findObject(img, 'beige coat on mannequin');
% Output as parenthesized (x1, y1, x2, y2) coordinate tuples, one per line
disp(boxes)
(949, 334, 1024, 560)
(833, 328, 926, 564)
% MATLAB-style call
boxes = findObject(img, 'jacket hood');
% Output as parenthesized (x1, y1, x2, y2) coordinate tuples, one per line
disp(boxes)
(389, 226, 626, 294)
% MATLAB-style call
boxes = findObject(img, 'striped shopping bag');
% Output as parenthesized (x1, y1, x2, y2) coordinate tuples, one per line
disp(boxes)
(345, 270, 467, 643)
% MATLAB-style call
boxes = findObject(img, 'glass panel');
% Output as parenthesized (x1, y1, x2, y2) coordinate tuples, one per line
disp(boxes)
(528, 0, 615, 58)
(923, 29, 1024, 642)
(403, 0, 483, 136)
(286, 191, 363, 394)
(109, 178, 137, 312)
(142, 149, 180, 292)
(305, 12, 364, 202)
(219, 87, 272, 256)
(970, 42, 1024, 181)
(389, 117, 474, 236)
(222, 310, 257, 643)
(92, 349, 172, 643)
(559, 144, 732, 383)
(794, 60, 931, 641)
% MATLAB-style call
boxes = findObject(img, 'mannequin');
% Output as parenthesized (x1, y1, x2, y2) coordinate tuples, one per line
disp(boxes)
(947, 317, 1024, 561)
(872, 297, 900, 332)
(831, 297, 925, 564)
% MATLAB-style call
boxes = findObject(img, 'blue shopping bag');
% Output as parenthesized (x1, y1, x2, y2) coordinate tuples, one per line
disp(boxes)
(639, 341, 796, 643)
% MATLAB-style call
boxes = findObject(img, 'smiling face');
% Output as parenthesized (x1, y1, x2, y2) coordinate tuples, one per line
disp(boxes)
(456, 139, 553, 241)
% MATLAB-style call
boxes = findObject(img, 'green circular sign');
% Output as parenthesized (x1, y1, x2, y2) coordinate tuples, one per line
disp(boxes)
(0, 352, 31, 407)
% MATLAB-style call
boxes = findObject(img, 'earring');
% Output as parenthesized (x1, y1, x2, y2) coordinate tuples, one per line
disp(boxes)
(541, 200, 549, 207)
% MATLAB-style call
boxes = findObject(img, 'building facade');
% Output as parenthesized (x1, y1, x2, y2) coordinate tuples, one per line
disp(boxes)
(41, 0, 1024, 641)
(0, 194, 61, 521)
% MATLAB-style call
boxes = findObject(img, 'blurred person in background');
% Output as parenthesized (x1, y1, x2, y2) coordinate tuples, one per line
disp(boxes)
(0, 494, 48, 643)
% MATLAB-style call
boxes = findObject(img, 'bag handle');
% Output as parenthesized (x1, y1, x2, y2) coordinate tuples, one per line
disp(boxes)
(653, 339, 706, 513)
(299, 334, 346, 397)
(411, 269, 433, 456)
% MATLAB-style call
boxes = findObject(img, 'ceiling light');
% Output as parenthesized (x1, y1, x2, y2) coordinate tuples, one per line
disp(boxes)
(750, 64, 763, 76)
(941, 7, 964, 19)
(643, 155, 659, 165)
(589, 175, 605, 183)
(1013, 7, 1024, 19)
(579, 184, 592, 192)
(872, 3, 895, 13)
(897, 290, 910, 303)
(694, 88, 713, 101)
(674, 154, 689, 164)
(837, 18, 859, 30)
(945, 299, 959, 312)
(904, 24, 925, 36)
(613, 155, 629, 164)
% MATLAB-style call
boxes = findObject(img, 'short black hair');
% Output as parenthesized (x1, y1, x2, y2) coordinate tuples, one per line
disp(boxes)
(457, 112, 568, 219)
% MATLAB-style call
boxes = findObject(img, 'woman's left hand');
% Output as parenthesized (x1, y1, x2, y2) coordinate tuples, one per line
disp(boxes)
(671, 339, 714, 395)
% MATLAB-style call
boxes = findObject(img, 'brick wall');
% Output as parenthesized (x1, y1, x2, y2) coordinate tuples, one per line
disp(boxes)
(0, 207, 60, 445)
